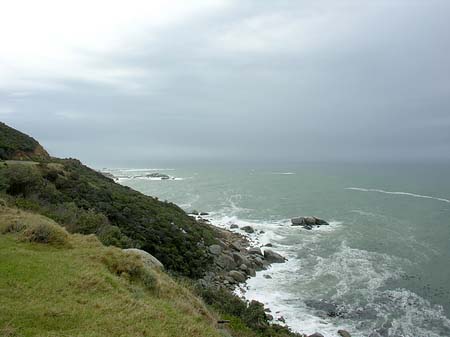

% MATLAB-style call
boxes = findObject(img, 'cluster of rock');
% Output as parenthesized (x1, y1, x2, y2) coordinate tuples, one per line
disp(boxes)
(145, 172, 171, 180)
(291, 216, 329, 230)
(197, 227, 285, 290)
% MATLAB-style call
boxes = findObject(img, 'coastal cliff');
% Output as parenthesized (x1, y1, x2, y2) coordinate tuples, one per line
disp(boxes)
(0, 122, 306, 337)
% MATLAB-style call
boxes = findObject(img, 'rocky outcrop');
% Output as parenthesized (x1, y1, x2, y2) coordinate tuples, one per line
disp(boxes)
(146, 172, 170, 179)
(123, 248, 164, 270)
(291, 216, 329, 230)
(263, 249, 286, 263)
(338, 330, 352, 337)
(198, 226, 286, 290)
(241, 225, 255, 233)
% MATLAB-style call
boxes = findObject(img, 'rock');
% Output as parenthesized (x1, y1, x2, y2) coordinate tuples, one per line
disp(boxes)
(263, 249, 286, 263)
(230, 224, 239, 229)
(228, 270, 247, 283)
(209, 244, 223, 255)
(291, 216, 329, 228)
(314, 216, 329, 225)
(308, 334, 324, 337)
(291, 217, 306, 226)
(230, 241, 241, 251)
(247, 268, 256, 277)
(123, 248, 164, 269)
(239, 264, 248, 272)
(338, 330, 352, 337)
(248, 247, 263, 256)
(232, 252, 250, 267)
(266, 314, 274, 321)
(146, 172, 170, 179)
(263, 243, 273, 247)
(200, 212, 209, 216)
(241, 226, 255, 234)
(263, 274, 272, 279)
(216, 254, 236, 270)
(277, 316, 286, 323)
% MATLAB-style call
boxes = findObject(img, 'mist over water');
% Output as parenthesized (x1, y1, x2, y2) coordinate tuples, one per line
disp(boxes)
(106, 163, 450, 337)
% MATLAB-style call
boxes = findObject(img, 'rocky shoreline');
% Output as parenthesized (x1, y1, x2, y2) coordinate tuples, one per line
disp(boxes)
(194, 214, 352, 337)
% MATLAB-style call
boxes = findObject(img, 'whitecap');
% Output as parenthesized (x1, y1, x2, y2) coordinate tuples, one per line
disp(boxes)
(345, 187, 450, 204)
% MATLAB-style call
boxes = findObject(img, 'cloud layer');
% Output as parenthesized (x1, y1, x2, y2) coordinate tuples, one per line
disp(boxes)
(1, 0, 449, 166)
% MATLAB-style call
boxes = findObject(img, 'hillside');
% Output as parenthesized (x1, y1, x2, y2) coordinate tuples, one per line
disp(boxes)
(0, 122, 216, 278)
(0, 122, 49, 161)
(0, 206, 223, 337)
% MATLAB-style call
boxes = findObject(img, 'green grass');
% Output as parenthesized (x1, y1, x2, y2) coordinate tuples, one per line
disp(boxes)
(0, 209, 222, 337)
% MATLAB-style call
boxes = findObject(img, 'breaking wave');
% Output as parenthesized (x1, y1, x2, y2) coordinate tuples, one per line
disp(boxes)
(345, 187, 450, 204)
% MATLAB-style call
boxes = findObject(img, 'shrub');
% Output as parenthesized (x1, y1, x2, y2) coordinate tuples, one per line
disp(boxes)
(4, 165, 43, 196)
(101, 248, 158, 291)
(0, 221, 27, 234)
(20, 222, 70, 246)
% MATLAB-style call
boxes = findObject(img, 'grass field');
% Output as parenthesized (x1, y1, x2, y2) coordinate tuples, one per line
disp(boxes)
(0, 207, 223, 337)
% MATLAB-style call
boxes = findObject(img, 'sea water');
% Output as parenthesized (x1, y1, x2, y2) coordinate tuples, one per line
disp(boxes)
(103, 163, 450, 337)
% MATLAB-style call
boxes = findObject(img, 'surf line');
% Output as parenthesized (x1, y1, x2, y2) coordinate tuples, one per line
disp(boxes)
(345, 187, 450, 204)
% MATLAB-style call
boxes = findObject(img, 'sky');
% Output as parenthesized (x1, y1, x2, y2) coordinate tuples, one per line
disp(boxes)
(1, 0, 449, 167)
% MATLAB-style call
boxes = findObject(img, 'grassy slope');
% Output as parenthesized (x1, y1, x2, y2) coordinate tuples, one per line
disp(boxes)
(0, 207, 223, 337)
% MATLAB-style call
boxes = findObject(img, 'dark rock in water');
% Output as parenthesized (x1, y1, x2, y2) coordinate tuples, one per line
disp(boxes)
(291, 216, 329, 229)
(263, 274, 272, 279)
(247, 268, 256, 277)
(230, 224, 239, 229)
(263, 243, 273, 247)
(241, 225, 255, 233)
(266, 314, 274, 321)
(248, 247, 263, 256)
(146, 172, 170, 179)
(200, 212, 209, 216)
(277, 316, 286, 323)
(263, 249, 286, 263)
(208, 244, 223, 255)
(309, 334, 324, 337)
(338, 330, 352, 337)
(305, 299, 345, 318)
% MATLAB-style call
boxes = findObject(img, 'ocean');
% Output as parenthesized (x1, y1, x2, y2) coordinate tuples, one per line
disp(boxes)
(103, 163, 450, 337)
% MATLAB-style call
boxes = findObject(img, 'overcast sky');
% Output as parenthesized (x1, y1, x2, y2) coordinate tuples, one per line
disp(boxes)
(1, 0, 449, 167)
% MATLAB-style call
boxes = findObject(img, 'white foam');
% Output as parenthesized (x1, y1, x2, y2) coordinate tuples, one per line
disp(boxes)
(270, 172, 296, 175)
(346, 187, 450, 204)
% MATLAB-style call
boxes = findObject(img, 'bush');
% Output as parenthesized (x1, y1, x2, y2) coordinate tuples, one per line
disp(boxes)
(20, 222, 70, 246)
(4, 165, 43, 196)
(0, 221, 27, 234)
(101, 248, 158, 291)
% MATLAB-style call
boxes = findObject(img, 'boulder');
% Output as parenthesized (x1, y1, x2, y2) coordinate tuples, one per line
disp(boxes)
(123, 248, 164, 270)
(247, 268, 256, 277)
(230, 241, 241, 251)
(338, 330, 352, 337)
(230, 224, 239, 229)
(228, 270, 247, 283)
(248, 247, 263, 256)
(232, 252, 250, 267)
(208, 244, 223, 255)
(266, 314, 274, 321)
(263, 249, 286, 263)
(200, 212, 209, 216)
(263, 243, 273, 247)
(291, 216, 329, 228)
(241, 226, 255, 234)
(309, 334, 324, 337)
(216, 254, 236, 270)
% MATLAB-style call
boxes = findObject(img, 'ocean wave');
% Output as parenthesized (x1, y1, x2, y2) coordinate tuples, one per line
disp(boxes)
(105, 168, 175, 172)
(270, 172, 296, 175)
(345, 187, 450, 204)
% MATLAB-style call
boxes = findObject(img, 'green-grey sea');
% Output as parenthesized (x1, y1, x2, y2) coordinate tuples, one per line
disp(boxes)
(104, 163, 450, 337)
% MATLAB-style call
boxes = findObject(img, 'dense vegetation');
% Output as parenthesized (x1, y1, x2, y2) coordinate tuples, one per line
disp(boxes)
(0, 122, 48, 160)
(0, 159, 215, 278)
